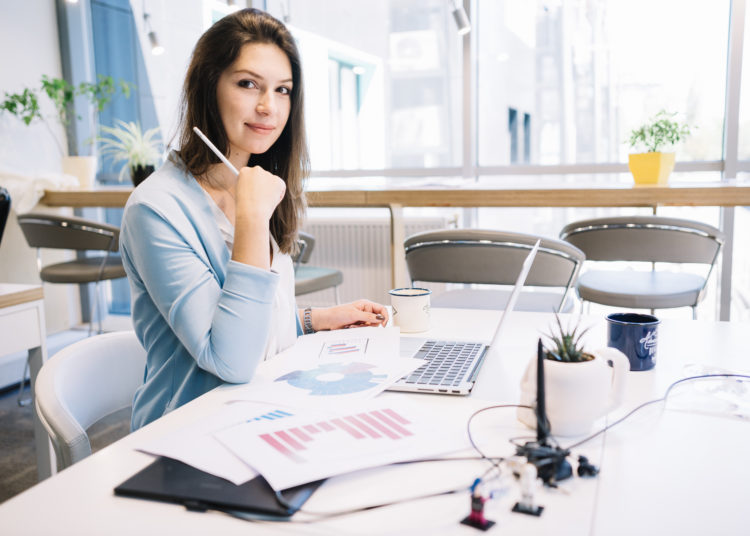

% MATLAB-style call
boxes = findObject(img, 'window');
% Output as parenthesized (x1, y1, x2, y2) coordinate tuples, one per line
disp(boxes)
(476, 0, 730, 166)
(270, 0, 463, 170)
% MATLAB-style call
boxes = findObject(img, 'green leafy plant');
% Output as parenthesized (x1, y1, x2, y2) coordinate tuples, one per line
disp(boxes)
(1, 74, 132, 155)
(628, 110, 692, 153)
(542, 313, 594, 363)
(98, 120, 162, 182)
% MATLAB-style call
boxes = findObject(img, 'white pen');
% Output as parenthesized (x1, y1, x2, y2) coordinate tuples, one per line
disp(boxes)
(192, 126, 239, 176)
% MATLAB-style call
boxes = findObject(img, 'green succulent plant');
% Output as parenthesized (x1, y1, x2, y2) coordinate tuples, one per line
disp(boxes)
(542, 313, 594, 363)
(627, 110, 692, 153)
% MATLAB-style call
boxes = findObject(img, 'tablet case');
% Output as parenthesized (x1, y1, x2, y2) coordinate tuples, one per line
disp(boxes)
(114, 456, 323, 518)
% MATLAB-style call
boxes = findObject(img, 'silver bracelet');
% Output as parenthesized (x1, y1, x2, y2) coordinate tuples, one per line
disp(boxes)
(303, 307, 315, 334)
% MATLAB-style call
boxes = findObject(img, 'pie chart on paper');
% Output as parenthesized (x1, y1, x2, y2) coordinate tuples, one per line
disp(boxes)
(274, 362, 388, 395)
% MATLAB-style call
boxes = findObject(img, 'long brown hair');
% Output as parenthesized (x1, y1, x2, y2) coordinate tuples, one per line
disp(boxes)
(176, 8, 308, 253)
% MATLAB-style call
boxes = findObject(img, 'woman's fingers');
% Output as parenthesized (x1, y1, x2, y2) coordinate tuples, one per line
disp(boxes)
(236, 166, 286, 221)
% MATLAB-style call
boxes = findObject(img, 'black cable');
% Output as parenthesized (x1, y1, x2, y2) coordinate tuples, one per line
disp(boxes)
(265, 455, 505, 521)
(564, 373, 750, 450)
(465, 403, 531, 470)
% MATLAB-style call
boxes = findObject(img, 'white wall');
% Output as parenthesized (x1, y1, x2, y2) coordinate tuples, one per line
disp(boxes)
(129, 0, 206, 145)
(0, 0, 80, 333)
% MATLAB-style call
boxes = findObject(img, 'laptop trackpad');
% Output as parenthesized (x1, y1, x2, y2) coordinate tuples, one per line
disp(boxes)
(399, 337, 426, 359)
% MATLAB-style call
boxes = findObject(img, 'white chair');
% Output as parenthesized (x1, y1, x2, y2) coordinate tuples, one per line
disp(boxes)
(404, 228, 585, 313)
(34, 331, 146, 470)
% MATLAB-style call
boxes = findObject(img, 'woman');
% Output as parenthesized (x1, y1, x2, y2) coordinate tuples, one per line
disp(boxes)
(121, 8, 387, 430)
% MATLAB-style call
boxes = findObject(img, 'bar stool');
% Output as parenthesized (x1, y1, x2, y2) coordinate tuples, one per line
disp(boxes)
(16, 212, 127, 405)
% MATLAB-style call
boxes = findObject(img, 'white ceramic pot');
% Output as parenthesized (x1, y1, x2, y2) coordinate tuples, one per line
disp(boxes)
(517, 347, 629, 437)
(62, 156, 97, 189)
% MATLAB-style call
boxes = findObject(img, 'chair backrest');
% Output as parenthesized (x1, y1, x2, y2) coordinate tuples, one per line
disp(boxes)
(292, 231, 316, 271)
(404, 228, 585, 290)
(559, 216, 724, 264)
(34, 331, 146, 469)
(0, 186, 9, 247)
(297, 231, 316, 264)
(17, 213, 121, 252)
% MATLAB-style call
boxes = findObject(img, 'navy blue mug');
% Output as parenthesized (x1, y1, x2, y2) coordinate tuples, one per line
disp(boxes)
(606, 313, 659, 371)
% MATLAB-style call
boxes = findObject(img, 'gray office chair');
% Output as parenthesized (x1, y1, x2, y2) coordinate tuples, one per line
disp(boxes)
(294, 231, 343, 304)
(0, 186, 10, 247)
(559, 216, 724, 318)
(404, 229, 586, 312)
(17, 212, 126, 334)
(34, 330, 146, 470)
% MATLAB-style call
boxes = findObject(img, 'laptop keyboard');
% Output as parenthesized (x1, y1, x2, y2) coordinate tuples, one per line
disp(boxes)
(402, 340, 485, 387)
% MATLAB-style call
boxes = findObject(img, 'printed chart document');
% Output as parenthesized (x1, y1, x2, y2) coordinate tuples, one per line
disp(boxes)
(136, 401, 298, 485)
(214, 397, 472, 491)
(228, 327, 423, 407)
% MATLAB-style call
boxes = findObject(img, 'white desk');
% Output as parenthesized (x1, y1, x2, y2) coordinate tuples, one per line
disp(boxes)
(0, 284, 53, 480)
(0, 310, 748, 535)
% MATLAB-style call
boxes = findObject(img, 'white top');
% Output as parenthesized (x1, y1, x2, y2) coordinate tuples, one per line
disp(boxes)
(202, 188, 298, 360)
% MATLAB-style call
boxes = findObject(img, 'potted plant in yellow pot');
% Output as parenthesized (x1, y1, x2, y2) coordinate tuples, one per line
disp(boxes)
(98, 119, 163, 187)
(627, 110, 691, 185)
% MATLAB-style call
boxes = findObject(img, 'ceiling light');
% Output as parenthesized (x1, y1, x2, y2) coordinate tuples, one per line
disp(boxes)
(148, 31, 164, 56)
(451, 1, 471, 36)
(143, 11, 164, 56)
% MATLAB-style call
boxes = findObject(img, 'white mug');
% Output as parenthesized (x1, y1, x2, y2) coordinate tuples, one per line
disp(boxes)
(389, 288, 431, 333)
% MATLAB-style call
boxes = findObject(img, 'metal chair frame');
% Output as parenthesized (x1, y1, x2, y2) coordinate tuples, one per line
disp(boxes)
(560, 217, 724, 319)
(405, 231, 585, 313)
(293, 231, 341, 304)
(16, 213, 124, 406)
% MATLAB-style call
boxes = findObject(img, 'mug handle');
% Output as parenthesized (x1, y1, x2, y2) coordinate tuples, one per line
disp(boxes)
(593, 347, 630, 412)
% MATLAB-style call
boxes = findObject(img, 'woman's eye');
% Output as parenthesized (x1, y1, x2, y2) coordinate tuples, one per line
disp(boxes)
(238, 80, 257, 89)
(277, 86, 291, 95)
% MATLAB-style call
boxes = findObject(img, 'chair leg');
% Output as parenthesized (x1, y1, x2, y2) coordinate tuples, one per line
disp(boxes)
(692, 305, 697, 320)
(17, 353, 31, 407)
(88, 281, 104, 336)
(334, 286, 340, 305)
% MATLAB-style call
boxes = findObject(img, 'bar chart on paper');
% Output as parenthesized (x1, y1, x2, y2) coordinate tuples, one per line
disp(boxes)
(259, 408, 413, 463)
(215, 400, 469, 490)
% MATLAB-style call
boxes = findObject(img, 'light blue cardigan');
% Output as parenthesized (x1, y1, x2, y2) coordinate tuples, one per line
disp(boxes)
(121, 153, 301, 430)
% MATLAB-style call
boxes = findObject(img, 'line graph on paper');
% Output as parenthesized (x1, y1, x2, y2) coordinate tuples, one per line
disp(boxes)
(258, 408, 413, 463)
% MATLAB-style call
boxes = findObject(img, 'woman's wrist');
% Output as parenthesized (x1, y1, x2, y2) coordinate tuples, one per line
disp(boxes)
(310, 307, 330, 332)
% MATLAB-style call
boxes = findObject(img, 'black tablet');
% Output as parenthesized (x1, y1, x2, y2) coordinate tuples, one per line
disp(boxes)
(115, 456, 323, 519)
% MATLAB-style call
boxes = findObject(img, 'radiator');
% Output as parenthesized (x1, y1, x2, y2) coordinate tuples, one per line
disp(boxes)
(298, 216, 449, 307)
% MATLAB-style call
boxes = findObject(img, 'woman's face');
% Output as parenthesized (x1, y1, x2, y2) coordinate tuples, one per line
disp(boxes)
(216, 42, 293, 163)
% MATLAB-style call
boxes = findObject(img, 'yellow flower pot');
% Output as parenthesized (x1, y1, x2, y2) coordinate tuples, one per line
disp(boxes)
(628, 152, 675, 185)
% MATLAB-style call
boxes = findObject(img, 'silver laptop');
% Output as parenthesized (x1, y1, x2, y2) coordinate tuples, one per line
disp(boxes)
(389, 240, 540, 395)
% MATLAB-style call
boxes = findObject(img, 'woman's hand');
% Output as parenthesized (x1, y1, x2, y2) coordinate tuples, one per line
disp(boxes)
(308, 300, 389, 331)
(235, 165, 286, 223)
(231, 166, 286, 269)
